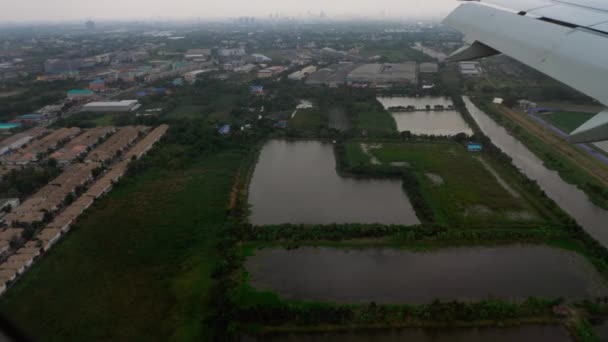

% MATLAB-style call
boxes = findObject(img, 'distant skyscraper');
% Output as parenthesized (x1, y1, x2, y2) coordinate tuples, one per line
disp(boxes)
(320, 10, 326, 19)
(85, 20, 95, 31)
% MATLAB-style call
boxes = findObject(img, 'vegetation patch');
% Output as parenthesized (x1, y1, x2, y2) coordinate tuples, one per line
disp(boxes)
(289, 108, 326, 132)
(340, 140, 553, 227)
(541, 111, 595, 134)
(0, 122, 257, 341)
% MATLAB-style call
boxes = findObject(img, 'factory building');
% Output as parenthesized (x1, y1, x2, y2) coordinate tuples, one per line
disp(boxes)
(346, 63, 417, 87)
(459, 62, 483, 77)
(81, 100, 141, 113)
(419, 62, 439, 74)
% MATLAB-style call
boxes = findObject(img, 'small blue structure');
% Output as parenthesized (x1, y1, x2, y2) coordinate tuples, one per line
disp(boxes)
(173, 78, 184, 86)
(466, 142, 483, 152)
(250, 85, 264, 95)
(136, 91, 147, 97)
(274, 120, 288, 129)
(15, 114, 47, 122)
(0, 123, 21, 130)
(218, 124, 231, 135)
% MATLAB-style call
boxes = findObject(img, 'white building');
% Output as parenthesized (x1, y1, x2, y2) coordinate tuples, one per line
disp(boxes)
(81, 100, 141, 113)
(0, 134, 32, 155)
(251, 54, 271, 63)
(459, 62, 482, 76)
(218, 48, 246, 58)
(288, 66, 318, 80)
(184, 70, 211, 84)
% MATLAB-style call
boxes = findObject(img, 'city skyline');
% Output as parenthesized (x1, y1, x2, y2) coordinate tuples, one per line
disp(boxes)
(0, 0, 459, 22)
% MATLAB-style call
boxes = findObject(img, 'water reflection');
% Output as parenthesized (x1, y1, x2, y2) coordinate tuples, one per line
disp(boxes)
(246, 246, 608, 304)
(248, 140, 419, 225)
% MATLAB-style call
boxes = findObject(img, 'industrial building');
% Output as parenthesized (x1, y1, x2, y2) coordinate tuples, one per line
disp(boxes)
(81, 100, 141, 113)
(306, 63, 359, 87)
(420, 62, 439, 74)
(288, 66, 318, 81)
(346, 63, 417, 87)
(459, 62, 483, 77)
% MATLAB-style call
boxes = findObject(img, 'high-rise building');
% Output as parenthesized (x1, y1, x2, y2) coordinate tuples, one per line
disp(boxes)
(85, 20, 96, 31)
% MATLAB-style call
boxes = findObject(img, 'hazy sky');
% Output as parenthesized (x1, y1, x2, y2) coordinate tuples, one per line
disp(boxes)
(0, 0, 458, 22)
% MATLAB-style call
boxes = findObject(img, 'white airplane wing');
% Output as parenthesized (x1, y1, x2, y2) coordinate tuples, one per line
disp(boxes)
(443, 0, 608, 142)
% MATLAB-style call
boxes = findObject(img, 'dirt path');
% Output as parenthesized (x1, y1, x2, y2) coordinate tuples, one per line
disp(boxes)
(475, 157, 521, 199)
(497, 106, 608, 187)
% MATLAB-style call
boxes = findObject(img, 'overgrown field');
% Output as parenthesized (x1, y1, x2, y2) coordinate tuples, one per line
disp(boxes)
(289, 108, 326, 132)
(0, 123, 253, 341)
(341, 141, 556, 227)
(351, 101, 397, 134)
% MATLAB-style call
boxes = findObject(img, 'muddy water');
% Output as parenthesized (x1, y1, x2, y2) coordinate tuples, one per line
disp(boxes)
(246, 325, 572, 341)
(377, 97, 473, 135)
(248, 140, 419, 225)
(464, 97, 608, 247)
(245, 246, 608, 304)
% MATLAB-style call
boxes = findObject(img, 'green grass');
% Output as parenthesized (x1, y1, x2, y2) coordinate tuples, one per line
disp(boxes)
(92, 113, 117, 126)
(0, 148, 246, 341)
(289, 108, 325, 131)
(167, 105, 207, 120)
(541, 111, 595, 133)
(346, 141, 549, 227)
(352, 102, 397, 134)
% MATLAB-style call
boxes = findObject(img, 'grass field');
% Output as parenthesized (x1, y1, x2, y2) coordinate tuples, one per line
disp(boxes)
(167, 105, 207, 120)
(92, 113, 118, 126)
(0, 146, 246, 341)
(351, 102, 397, 134)
(541, 111, 595, 133)
(289, 108, 325, 131)
(345, 141, 550, 227)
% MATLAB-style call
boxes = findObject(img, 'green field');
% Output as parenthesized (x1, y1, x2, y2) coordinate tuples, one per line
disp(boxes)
(0, 136, 247, 341)
(167, 104, 207, 120)
(351, 102, 397, 134)
(541, 111, 595, 133)
(92, 113, 118, 126)
(289, 108, 325, 131)
(345, 141, 551, 227)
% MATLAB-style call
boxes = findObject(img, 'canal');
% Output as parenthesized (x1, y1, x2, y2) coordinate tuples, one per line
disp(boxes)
(464, 96, 608, 247)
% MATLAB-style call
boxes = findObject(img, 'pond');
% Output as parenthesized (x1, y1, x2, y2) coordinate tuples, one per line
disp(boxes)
(377, 97, 473, 136)
(245, 246, 608, 304)
(245, 325, 572, 341)
(248, 140, 419, 225)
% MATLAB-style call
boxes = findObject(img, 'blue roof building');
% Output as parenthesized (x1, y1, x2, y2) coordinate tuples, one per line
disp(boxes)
(218, 124, 231, 135)
(466, 142, 483, 152)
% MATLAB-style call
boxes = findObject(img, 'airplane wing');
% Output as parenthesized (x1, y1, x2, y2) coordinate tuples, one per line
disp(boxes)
(443, 0, 608, 143)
